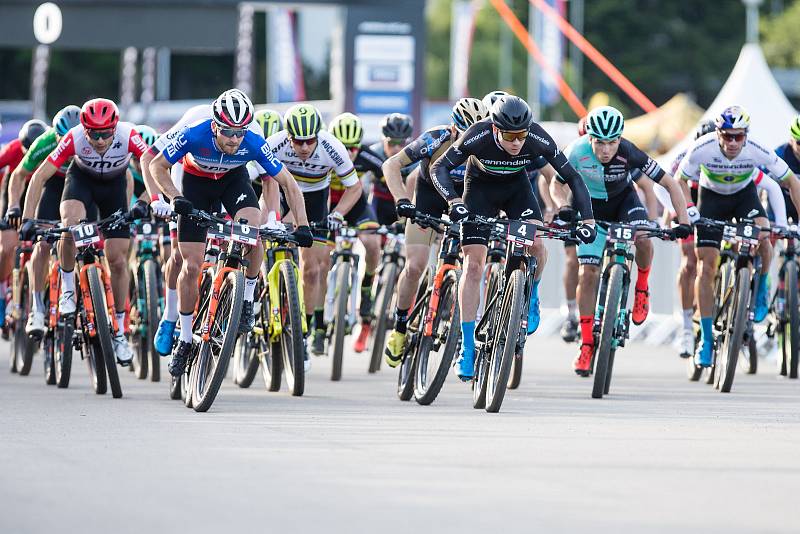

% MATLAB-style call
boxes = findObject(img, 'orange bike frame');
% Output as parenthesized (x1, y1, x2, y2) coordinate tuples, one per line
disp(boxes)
(78, 260, 118, 338)
(200, 266, 238, 342)
(48, 260, 61, 328)
(423, 263, 459, 337)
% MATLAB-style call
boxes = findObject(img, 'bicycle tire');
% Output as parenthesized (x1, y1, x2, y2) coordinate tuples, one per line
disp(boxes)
(414, 269, 460, 405)
(592, 264, 623, 399)
(43, 331, 56, 385)
(718, 267, 750, 393)
(604, 349, 616, 395)
(485, 270, 525, 412)
(83, 316, 107, 395)
(369, 262, 398, 373)
(687, 328, 703, 381)
(14, 270, 36, 376)
(234, 332, 260, 388)
(786, 261, 799, 378)
(88, 266, 122, 398)
(191, 270, 243, 412)
(397, 273, 428, 401)
(742, 336, 757, 375)
(169, 374, 182, 400)
(331, 261, 351, 382)
(130, 266, 148, 379)
(54, 310, 72, 388)
(144, 259, 161, 382)
(276, 261, 304, 396)
(706, 262, 731, 387)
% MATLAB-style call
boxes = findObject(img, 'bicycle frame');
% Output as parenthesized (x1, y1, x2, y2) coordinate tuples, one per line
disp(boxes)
(323, 227, 360, 329)
(594, 238, 634, 351)
(263, 241, 306, 341)
(423, 223, 462, 337)
(76, 245, 119, 339)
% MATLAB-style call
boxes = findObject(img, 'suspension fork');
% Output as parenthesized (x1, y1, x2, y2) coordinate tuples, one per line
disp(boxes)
(48, 260, 61, 329)
(201, 266, 239, 342)
(423, 263, 459, 337)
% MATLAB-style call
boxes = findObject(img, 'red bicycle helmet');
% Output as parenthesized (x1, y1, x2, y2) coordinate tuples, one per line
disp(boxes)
(80, 98, 119, 130)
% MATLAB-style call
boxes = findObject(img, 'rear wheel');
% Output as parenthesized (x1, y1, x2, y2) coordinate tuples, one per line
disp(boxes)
(785, 261, 799, 378)
(191, 270, 243, 412)
(369, 262, 398, 373)
(88, 266, 121, 398)
(485, 270, 526, 413)
(275, 261, 304, 396)
(144, 259, 161, 382)
(130, 266, 148, 379)
(14, 270, 36, 376)
(687, 328, 703, 381)
(331, 261, 351, 381)
(234, 332, 260, 388)
(593, 265, 623, 399)
(413, 269, 459, 405)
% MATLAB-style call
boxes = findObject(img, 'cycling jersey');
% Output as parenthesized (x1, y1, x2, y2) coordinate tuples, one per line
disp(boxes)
(21, 128, 68, 176)
(563, 135, 664, 200)
(677, 132, 791, 195)
(775, 142, 800, 222)
(0, 139, 24, 182)
(266, 130, 356, 193)
(49, 122, 147, 180)
(403, 125, 466, 186)
(161, 118, 282, 180)
(432, 120, 593, 219)
(330, 144, 383, 198)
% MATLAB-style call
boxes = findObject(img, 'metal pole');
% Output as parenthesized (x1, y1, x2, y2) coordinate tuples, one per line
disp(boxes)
(499, 0, 513, 90)
(30, 45, 50, 120)
(155, 48, 170, 101)
(742, 0, 763, 44)
(527, 2, 540, 118)
(119, 47, 138, 115)
(569, 0, 583, 101)
(141, 47, 156, 122)
(236, 3, 255, 95)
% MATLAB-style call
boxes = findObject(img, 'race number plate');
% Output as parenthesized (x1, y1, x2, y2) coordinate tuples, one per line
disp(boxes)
(505, 220, 536, 246)
(135, 221, 158, 241)
(736, 222, 759, 244)
(207, 223, 230, 242)
(607, 224, 635, 243)
(70, 222, 100, 247)
(230, 222, 258, 245)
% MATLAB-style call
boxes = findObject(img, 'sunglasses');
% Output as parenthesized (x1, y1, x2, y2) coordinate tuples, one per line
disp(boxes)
(347, 145, 360, 153)
(720, 132, 746, 143)
(386, 138, 407, 146)
(217, 126, 247, 138)
(499, 130, 529, 142)
(87, 129, 114, 140)
(290, 137, 317, 147)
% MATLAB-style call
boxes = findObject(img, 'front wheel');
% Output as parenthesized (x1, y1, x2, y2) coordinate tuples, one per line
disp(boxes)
(485, 270, 526, 413)
(369, 262, 398, 373)
(14, 270, 36, 376)
(275, 261, 304, 396)
(330, 261, 352, 382)
(233, 332, 260, 388)
(717, 267, 750, 393)
(88, 266, 122, 398)
(784, 261, 799, 378)
(144, 259, 161, 382)
(593, 264, 624, 399)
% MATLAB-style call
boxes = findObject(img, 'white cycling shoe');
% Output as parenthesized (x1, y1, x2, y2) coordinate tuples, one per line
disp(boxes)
(25, 311, 46, 336)
(113, 332, 134, 366)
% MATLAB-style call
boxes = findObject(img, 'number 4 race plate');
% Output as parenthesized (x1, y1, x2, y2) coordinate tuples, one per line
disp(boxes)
(70, 222, 101, 247)
(506, 220, 537, 246)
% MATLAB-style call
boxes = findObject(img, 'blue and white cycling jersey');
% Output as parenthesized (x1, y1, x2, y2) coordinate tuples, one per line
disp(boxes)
(162, 118, 283, 180)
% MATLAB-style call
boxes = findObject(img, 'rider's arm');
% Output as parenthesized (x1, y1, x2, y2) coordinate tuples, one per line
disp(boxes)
(756, 173, 787, 228)
(139, 150, 163, 201)
(331, 171, 363, 216)
(654, 173, 689, 225)
(7, 165, 33, 211)
(404, 165, 419, 198)
(149, 152, 182, 200)
(270, 167, 309, 226)
(21, 161, 58, 220)
(633, 176, 659, 220)
(429, 144, 468, 204)
(779, 171, 800, 223)
(382, 150, 415, 201)
(537, 175, 556, 222)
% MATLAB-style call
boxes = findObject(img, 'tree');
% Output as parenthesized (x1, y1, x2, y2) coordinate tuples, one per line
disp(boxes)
(762, 0, 800, 67)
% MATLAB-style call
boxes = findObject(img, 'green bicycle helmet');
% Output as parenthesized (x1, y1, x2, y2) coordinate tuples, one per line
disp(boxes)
(135, 124, 158, 147)
(790, 115, 800, 141)
(329, 112, 363, 147)
(284, 104, 323, 140)
(585, 105, 624, 141)
(255, 109, 284, 138)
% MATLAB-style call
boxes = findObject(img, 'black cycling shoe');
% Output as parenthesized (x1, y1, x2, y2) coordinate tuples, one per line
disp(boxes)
(239, 300, 255, 334)
(359, 289, 373, 320)
(168, 341, 192, 377)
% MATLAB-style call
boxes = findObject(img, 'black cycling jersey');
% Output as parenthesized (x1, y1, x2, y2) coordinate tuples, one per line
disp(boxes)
(352, 145, 385, 178)
(775, 142, 800, 222)
(402, 125, 466, 184)
(431, 120, 593, 219)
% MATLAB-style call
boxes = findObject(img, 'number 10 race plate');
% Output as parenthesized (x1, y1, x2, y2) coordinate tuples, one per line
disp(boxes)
(70, 222, 101, 247)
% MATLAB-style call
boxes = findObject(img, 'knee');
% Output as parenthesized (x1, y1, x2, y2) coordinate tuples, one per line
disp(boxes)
(682, 260, 697, 279)
(302, 259, 321, 283)
(636, 236, 653, 253)
(404, 253, 426, 281)
(106, 252, 127, 272)
(181, 257, 202, 279)
(579, 266, 599, 285)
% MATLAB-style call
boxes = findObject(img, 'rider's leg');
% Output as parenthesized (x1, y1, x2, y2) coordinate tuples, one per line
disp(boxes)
(300, 244, 328, 327)
(176, 241, 205, 343)
(678, 239, 697, 327)
(457, 244, 487, 378)
(695, 246, 719, 364)
(564, 245, 579, 319)
(577, 263, 601, 346)
(754, 216, 773, 322)
(105, 237, 132, 334)
(30, 242, 49, 312)
(58, 199, 86, 311)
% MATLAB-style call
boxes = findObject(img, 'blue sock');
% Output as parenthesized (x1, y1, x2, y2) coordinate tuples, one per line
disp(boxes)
(461, 321, 476, 357)
(700, 317, 713, 345)
(758, 273, 768, 297)
(529, 279, 540, 308)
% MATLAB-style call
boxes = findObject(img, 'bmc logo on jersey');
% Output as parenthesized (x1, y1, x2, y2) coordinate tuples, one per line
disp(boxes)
(87, 159, 125, 170)
(166, 134, 187, 158)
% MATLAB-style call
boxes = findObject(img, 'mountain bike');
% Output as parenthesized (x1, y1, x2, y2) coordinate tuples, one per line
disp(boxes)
(471, 216, 574, 412)
(10, 231, 37, 376)
(768, 226, 800, 378)
(588, 222, 675, 399)
(128, 218, 163, 382)
(367, 222, 405, 373)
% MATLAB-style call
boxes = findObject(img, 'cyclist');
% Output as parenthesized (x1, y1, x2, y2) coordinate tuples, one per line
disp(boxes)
(130, 124, 159, 200)
(266, 103, 362, 357)
(553, 106, 691, 376)
(381, 97, 489, 368)
(482, 90, 509, 111)
(251, 109, 284, 198)
(428, 95, 597, 379)
(149, 89, 313, 376)
(677, 105, 800, 367)
(367, 113, 417, 226)
(774, 116, 800, 224)
(0, 119, 48, 331)
(22, 98, 148, 364)
(7, 106, 81, 335)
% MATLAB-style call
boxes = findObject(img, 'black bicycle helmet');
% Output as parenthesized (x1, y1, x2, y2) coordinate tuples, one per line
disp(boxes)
(18, 119, 48, 149)
(695, 119, 716, 140)
(490, 96, 532, 131)
(381, 113, 413, 139)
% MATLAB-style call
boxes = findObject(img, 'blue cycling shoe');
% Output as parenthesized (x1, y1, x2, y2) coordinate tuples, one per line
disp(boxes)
(154, 319, 177, 356)
(693, 340, 713, 368)
(0, 297, 7, 328)
(454, 347, 475, 381)
(754, 284, 769, 323)
(527, 295, 540, 335)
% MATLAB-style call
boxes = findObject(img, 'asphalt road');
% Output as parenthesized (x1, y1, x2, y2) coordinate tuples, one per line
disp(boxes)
(1, 334, 798, 534)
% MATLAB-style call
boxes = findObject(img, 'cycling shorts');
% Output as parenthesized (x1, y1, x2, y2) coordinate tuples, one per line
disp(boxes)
(461, 174, 542, 247)
(330, 190, 378, 230)
(62, 164, 129, 239)
(281, 187, 329, 245)
(177, 166, 259, 243)
(405, 176, 463, 247)
(695, 181, 766, 249)
(578, 186, 649, 266)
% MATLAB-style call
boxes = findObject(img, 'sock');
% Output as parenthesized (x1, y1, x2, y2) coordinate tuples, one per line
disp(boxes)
(244, 276, 258, 302)
(528, 279, 541, 319)
(33, 291, 45, 314)
(179, 312, 194, 343)
(306, 313, 313, 329)
(115, 312, 125, 336)
(758, 272, 768, 298)
(361, 272, 374, 290)
(580, 315, 594, 345)
(566, 299, 577, 320)
(60, 268, 75, 294)
(700, 317, 713, 346)
(530, 279, 540, 303)
(394, 307, 410, 334)
(314, 308, 325, 330)
(461, 321, 476, 357)
(636, 266, 651, 291)
(682, 308, 693, 331)
(0, 280, 7, 295)
(164, 288, 178, 322)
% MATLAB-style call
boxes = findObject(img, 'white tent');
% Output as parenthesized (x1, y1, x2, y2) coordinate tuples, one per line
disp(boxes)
(660, 43, 797, 169)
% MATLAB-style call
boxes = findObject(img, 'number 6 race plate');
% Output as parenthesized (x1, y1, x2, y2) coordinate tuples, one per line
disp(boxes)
(70, 222, 100, 247)
(230, 222, 258, 245)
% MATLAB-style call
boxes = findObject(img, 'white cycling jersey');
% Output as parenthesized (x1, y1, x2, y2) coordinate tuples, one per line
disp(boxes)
(265, 130, 357, 193)
(677, 132, 791, 195)
(49, 122, 147, 180)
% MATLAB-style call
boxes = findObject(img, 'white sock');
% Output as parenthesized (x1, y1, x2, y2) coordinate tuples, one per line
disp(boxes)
(33, 291, 45, 314)
(179, 312, 193, 343)
(115, 312, 125, 336)
(566, 299, 577, 319)
(682, 309, 693, 331)
(60, 269, 75, 294)
(244, 276, 258, 302)
(164, 288, 178, 321)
